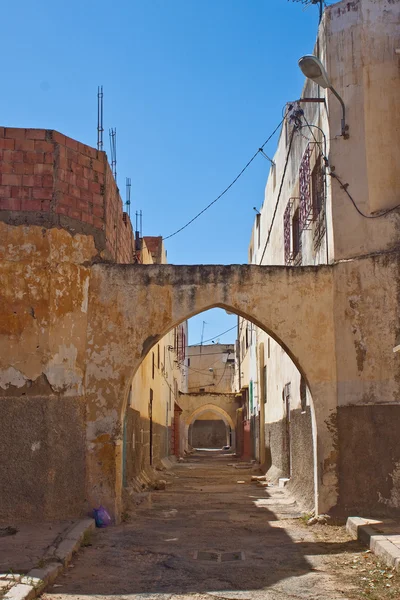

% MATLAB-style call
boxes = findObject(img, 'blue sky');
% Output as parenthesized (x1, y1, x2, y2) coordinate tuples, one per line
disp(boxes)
(2, 0, 321, 343)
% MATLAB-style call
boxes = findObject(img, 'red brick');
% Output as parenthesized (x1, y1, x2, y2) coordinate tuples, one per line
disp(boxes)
(92, 159, 104, 173)
(42, 175, 53, 188)
(76, 199, 90, 211)
(57, 156, 68, 171)
(2, 173, 21, 186)
(89, 180, 101, 194)
(51, 131, 66, 145)
(93, 216, 104, 229)
(13, 162, 34, 175)
(69, 185, 80, 199)
(79, 189, 92, 202)
(0, 188, 11, 199)
(65, 137, 78, 152)
(78, 153, 91, 168)
(10, 151, 24, 163)
(0, 198, 21, 210)
(22, 175, 34, 186)
(56, 204, 69, 215)
(76, 176, 88, 190)
(92, 205, 104, 218)
(11, 186, 31, 199)
(68, 208, 81, 220)
(0, 138, 15, 150)
(33, 187, 52, 200)
(21, 199, 42, 211)
(40, 200, 51, 212)
(5, 128, 26, 140)
(25, 129, 46, 140)
(44, 152, 53, 164)
(81, 212, 94, 225)
(0, 127, 5, 138)
(60, 195, 76, 208)
(24, 151, 44, 164)
(34, 163, 52, 175)
(65, 172, 76, 186)
(15, 139, 35, 152)
(34, 140, 54, 153)
(55, 180, 69, 194)
(0, 162, 14, 174)
(92, 193, 103, 206)
(71, 162, 84, 177)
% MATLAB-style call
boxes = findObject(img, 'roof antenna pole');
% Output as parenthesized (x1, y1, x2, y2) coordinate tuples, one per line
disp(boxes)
(126, 177, 131, 217)
(97, 86, 104, 151)
(109, 128, 117, 182)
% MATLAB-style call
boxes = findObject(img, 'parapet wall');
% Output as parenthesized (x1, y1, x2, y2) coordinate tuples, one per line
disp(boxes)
(0, 127, 135, 264)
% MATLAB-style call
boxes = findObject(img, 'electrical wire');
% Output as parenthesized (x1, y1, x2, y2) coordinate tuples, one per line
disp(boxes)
(302, 115, 400, 219)
(330, 172, 400, 219)
(162, 118, 285, 241)
(259, 127, 296, 264)
(191, 324, 237, 346)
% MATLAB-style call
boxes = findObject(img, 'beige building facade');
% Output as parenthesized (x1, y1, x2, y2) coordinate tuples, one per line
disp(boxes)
(124, 237, 188, 485)
(239, 0, 400, 511)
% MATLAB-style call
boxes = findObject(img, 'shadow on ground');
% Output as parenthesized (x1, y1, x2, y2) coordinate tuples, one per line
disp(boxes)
(45, 451, 360, 600)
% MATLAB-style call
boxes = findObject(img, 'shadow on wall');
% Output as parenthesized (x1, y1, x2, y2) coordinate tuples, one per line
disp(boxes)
(189, 419, 229, 449)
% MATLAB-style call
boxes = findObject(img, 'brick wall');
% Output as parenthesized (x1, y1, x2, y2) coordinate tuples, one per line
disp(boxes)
(0, 127, 135, 264)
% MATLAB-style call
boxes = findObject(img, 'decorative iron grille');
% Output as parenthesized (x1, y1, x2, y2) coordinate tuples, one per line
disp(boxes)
(284, 199, 302, 266)
(299, 145, 312, 230)
(284, 200, 293, 266)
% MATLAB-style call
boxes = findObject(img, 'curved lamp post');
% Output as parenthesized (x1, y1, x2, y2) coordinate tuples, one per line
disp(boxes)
(298, 55, 349, 139)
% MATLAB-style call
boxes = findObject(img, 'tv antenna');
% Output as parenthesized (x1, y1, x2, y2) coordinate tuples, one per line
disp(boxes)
(97, 86, 104, 151)
(288, 0, 324, 22)
(109, 128, 117, 182)
(126, 177, 131, 217)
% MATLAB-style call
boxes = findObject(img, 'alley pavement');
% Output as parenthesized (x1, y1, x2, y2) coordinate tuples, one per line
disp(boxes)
(42, 451, 358, 600)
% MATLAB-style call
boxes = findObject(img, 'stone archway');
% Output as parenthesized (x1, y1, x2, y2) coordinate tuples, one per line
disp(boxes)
(85, 262, 336, 519)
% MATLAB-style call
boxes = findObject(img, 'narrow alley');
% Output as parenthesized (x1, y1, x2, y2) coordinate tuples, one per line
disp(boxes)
(43, 452, 358, 600)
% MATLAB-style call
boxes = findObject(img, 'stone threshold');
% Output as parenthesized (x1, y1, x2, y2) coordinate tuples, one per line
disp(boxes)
(1, 518, 95, 600)
(347, 516, 400, 571)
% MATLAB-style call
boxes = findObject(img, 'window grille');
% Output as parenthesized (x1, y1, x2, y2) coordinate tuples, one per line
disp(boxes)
(312, 154, 325, 219)
(284, 199, 302, 266)
(299, 144, 312, 229)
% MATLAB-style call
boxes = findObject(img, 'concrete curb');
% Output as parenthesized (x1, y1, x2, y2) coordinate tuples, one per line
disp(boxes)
(346, 516, 400, 571)
(2, 518, 95, 600)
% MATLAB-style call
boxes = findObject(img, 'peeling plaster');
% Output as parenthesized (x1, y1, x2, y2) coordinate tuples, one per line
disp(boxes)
(378, 461, 400, 509)
(44, 344, 83, 396)
(0, 367, 28, 390)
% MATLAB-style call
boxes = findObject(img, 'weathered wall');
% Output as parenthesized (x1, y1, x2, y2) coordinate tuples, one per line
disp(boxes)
(0, 220, 95, 522)
(190, 419, 228, 449)
(0, 127, 135, 263)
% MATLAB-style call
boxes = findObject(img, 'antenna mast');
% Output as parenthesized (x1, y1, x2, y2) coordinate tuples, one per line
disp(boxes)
(97, 86, 104, 151)
(126, 177, 131, 217)
(288, 0, 324, 23)
(109, 128, 117, 182)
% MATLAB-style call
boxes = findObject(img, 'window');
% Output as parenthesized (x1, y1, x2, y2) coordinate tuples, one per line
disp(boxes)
(256, 213, 261, 248)
(292, 207, 301, 260)
(157, 344, 160, 369)
(152, 352, 155, 379)
(300, 377, 307, 412)
(199, 387, 205, 392)
(263, 365, 267, 404)
(312, 156, 324, 219)
(187, 358, 190, 366)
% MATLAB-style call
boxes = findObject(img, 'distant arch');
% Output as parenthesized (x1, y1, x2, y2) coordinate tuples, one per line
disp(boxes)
(186, 404, 235, 430)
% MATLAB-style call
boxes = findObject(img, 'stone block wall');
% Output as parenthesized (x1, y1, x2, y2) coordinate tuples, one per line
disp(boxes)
(0, 127, 135, 264)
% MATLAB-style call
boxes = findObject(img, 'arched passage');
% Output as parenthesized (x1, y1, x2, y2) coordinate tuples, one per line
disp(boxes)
(186, 405, 234, 450)
(85, 262, 337, 521)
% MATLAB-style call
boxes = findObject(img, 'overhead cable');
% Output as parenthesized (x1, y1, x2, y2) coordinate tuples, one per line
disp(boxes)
(259, 128, 296, 264)
(162, 118, 284, 241)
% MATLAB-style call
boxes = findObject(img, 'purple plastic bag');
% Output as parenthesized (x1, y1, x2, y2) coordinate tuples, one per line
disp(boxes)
(93, 505, 112, 528)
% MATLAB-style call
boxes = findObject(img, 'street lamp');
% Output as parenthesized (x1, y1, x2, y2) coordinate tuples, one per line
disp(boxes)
(298, 55, 349, 139)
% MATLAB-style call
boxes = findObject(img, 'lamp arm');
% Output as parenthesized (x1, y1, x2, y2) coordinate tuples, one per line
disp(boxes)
(329, 85, 349, 138)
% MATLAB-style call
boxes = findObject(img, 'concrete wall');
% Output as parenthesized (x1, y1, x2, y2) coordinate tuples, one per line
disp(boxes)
(190, 419, 228, 449)
(187, 344, 235, 393)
